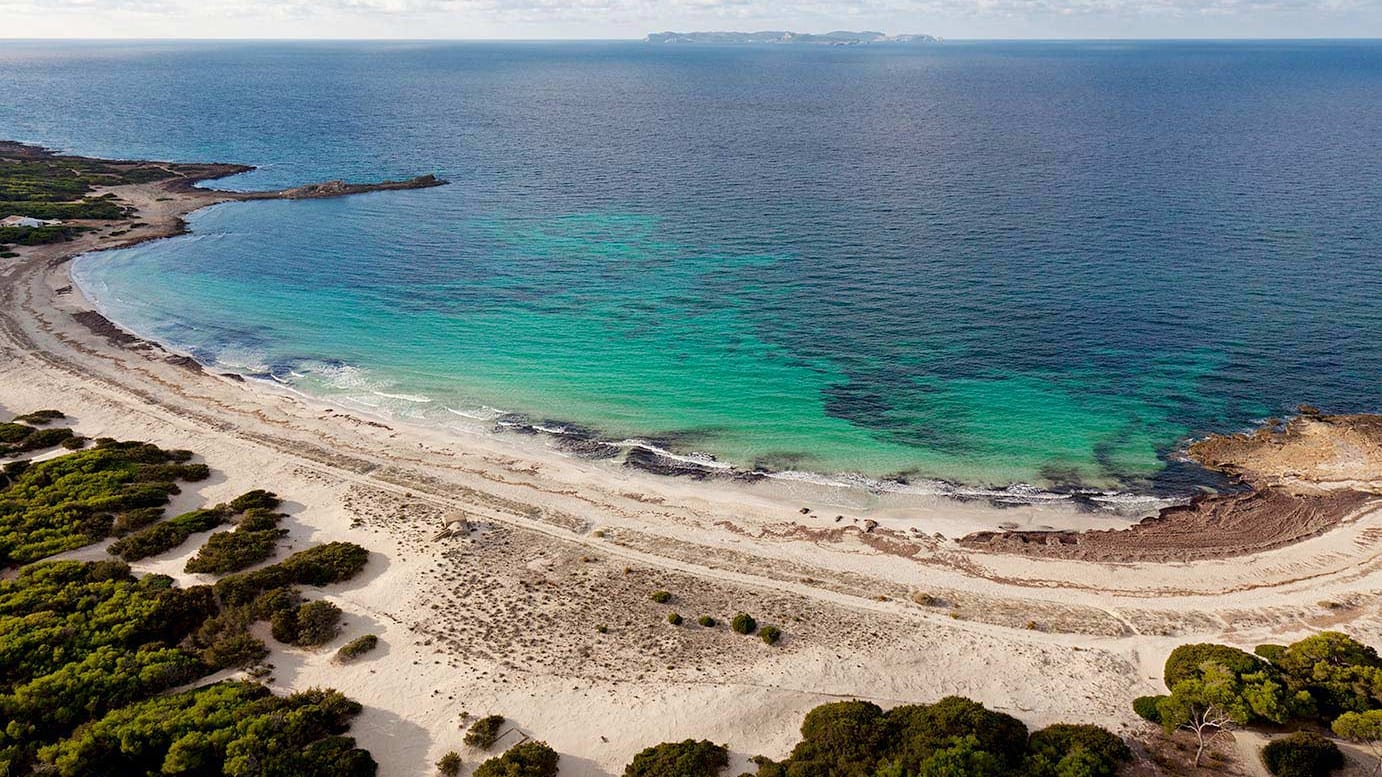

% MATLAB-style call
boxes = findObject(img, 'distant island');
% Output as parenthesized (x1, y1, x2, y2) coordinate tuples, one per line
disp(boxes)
(645, 30, 940, 46)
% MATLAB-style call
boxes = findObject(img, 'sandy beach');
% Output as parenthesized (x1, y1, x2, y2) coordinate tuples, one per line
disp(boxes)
(4, 150, 1382, 775)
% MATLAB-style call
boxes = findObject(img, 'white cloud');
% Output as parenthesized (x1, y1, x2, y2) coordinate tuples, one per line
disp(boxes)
(0, 0, 1375, 37)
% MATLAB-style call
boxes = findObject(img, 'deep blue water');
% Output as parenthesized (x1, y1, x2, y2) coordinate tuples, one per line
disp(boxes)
(5, 40, 1381, 491)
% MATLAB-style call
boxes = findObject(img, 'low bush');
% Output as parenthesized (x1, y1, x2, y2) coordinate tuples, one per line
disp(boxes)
(1025, 723, 1132, 777)
(473, 740, 558, 777)
(1261, 732, 1344, 777)
(698, 616, 716, 628)
(108, 508, 227, 561)
(34, 681, 376, 777)
(650, 591, 672, 604)
(201, 631, 269, 670)
(336, 634, 379, 663)
(1163, 642, 1267, 689)
(184, 509, 287, 574)
(731, 613, 757, 635)
(215, 542, 369, 606)
(228, 489, 281, 513)
(11, 409, 64, 425)
(270, 608, 300, 645)
(624, 739, 728, 777)
(111, 507, 165, 535)
(437, 751, 462, 776)
(759, 625, 782, 645)
(272, 600, 342, 647)
(465, 715, 506, 750)
(251, 586, 301, 619)
(295, 600, 343, 646)
(0, 422, 76, 457)
(747, 697, 1130, 777)
(668, 612, 683, 626)
(1132, 695, 1164, 723)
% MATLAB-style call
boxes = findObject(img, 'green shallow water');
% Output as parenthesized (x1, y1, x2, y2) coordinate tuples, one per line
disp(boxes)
(78, 206, 1232, 490)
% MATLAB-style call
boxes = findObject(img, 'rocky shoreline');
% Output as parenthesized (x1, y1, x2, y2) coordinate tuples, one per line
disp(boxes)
(961, 409, 1382, 562)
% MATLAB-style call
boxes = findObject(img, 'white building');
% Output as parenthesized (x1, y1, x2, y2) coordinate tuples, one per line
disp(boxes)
(0, 216, 63, 228)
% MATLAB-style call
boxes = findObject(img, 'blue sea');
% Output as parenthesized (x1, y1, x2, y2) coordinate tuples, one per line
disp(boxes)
(4, 40, 1380, 494)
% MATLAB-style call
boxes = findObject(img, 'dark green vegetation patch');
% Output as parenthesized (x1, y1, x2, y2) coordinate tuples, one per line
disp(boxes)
(465, 715, 506, 750)
(184, 507, 289, 574)
(0, 148, 163, 249)
(0, 437, 207, 565)
(1260, 732, 1343, 777)
(1139, 631, 1382, 770)
(749, 696, 1130, 777)
(335, 634, 379, 663)
(0, 430, 376, 776)
(473, 741, 559, 777)
(624, 739, 728, 777)
(0, 411, 78, 458)
(36, 682, 375, 777)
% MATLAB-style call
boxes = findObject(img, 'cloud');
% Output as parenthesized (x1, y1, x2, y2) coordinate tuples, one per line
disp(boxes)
(1, 0, 1373, 37)
(1, 0, 1366, 18)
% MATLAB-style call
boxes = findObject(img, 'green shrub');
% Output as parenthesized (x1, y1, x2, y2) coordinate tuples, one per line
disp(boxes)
(238, 507, 283, 532)
(668, 612, 683, 626)
(215, 542, 369, 606)
(759, 625, 782, 645)
(336, 634, 380, 663)
(184, 509, 287, 574)
(437, 750, 463, 776)
(227, 489, 281, 513)
(745, 696, 1125, 777)
(272, 600, 342, 647)
(251, 586, 301, 619)
(1273, 632, 1382, 718)
(11, 409, 64, 425)
(624, 739, 728, 777)
(473, 740, 558, 777)
(650, 591, 672, 604)
(0, 436, 200, 561)
(731, 613, 757, 635)
(1163, 643, 1267, 689)
(110, 507, 164, 535)
(1261, 732, 1344, 777)
(0, 422, 75, 457)
(293, 600, 343, 646)
(34, 682, 376, 777)
(465, 715, 506, 749)
(698, 616, 716, 627)
(108, 508, 227, 561)
(201, 632, 269, 670)
(1024, 723, 1132, 777)
(1132, 695, 1164, 723)
(271, 608, 300, 645)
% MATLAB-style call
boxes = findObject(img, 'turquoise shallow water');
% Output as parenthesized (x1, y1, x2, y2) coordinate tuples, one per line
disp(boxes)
(6, 40, 1379, 492)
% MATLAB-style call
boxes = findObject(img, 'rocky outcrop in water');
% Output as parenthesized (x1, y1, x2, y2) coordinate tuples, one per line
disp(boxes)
(960, 409, 1382, 562)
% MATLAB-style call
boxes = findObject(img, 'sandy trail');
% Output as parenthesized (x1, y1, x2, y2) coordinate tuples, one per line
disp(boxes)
(3, 159, 1381, 775)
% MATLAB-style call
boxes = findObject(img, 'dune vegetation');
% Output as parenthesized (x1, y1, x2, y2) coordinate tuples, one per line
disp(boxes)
(0, 410, 377, 776)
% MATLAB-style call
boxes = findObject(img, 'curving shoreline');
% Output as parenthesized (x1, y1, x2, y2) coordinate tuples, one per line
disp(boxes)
(6, 141, 1382, 776)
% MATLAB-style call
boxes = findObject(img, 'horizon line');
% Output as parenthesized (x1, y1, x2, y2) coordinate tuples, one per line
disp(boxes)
(3, 35, 1382, 42)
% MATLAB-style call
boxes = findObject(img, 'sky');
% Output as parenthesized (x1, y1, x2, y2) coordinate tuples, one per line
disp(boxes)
(2, 0, 1379, 39)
